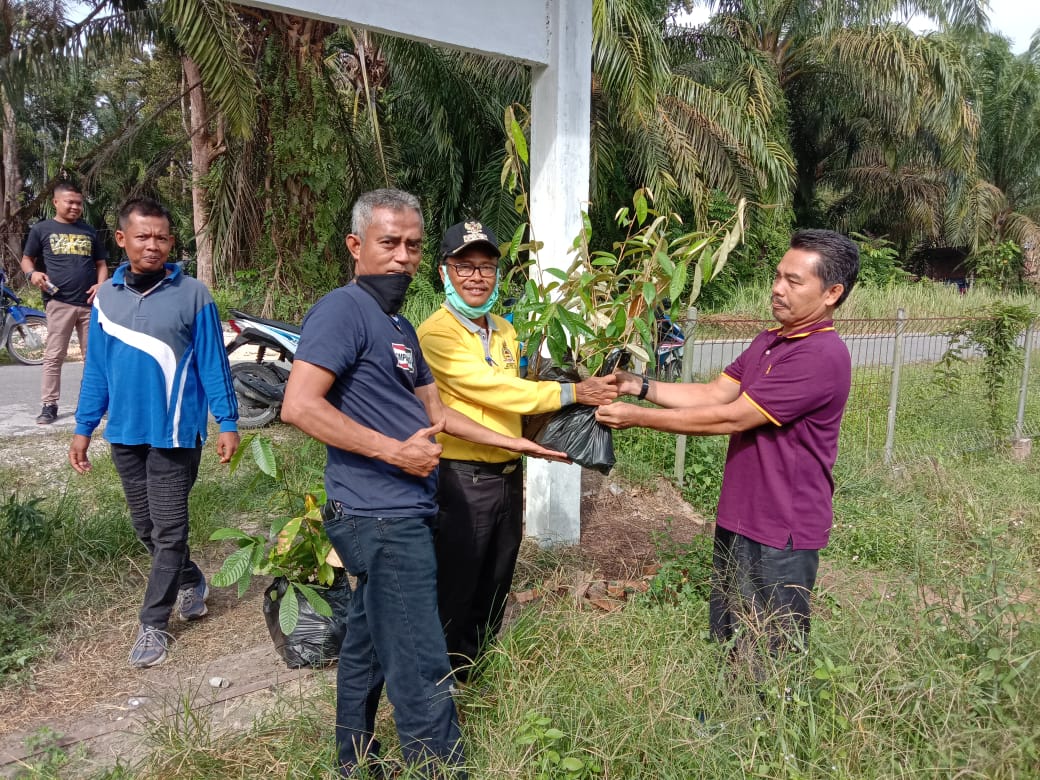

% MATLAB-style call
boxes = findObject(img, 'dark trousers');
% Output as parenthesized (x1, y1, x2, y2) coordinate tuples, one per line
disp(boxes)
(322, 505, 464, 777)
(435, 461, 523, 681)
(110, 443, 205, 629)
(709, 525, 819, 662)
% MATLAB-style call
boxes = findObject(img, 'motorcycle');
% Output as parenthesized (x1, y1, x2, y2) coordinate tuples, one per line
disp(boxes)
(224, 309, 300, 428)
(653, 305, 685, 382)
(0, 269, 48, 365)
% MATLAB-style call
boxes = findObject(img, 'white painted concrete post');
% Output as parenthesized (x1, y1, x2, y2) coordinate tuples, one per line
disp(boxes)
(524, 0, 593, 546)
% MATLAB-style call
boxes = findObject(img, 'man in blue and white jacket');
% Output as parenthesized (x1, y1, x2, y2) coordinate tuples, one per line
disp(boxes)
(69, 197, 239, 669)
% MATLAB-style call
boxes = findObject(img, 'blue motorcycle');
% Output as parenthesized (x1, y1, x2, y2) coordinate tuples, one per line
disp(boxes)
(0, 269, 47, 365)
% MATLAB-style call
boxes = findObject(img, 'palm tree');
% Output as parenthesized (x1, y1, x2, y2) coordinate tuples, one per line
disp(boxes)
(944, 31, 1040, 279)
(679, 0, 978, 247)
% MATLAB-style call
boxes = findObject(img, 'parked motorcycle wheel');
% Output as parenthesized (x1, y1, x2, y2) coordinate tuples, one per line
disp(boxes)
(232, 362, 280, 428)
(656, 355, 682, 383)
(5, 316, 47, 365)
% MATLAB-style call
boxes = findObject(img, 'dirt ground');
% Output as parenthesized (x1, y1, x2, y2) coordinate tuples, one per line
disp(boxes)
(0, 441, 709, 773)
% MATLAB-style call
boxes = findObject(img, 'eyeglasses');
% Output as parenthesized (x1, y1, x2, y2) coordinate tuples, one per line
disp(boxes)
(447, 263, 498, 279)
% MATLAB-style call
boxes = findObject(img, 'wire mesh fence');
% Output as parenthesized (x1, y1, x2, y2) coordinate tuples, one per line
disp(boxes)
(611, 310, 1040, 490)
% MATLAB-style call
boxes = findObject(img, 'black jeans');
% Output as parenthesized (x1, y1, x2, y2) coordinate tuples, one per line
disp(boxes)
(110, 443, 204, 629)
(709, 525, 819, 662)
(434, 461, 523, 681)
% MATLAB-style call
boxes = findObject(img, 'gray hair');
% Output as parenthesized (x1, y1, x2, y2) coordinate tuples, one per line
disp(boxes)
(351, 189, 423, 240)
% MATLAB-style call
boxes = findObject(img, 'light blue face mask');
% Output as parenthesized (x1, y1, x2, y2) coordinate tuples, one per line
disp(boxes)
(442, 265, 500, 318)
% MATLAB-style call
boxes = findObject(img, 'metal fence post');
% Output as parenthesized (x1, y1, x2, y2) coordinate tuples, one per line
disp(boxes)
(883, 308, 907, 466)
(674, 306, 698, 485)
(1014, 320, 1035, 441)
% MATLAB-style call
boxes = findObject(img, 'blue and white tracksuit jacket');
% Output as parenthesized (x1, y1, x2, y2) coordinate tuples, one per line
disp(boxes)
(74, 262, 238, 447)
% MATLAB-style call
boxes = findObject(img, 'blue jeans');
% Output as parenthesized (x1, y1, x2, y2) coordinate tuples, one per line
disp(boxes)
(323, 503, 464, 777)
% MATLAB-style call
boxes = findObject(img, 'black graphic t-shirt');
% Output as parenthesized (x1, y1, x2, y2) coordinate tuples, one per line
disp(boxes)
(23, 219, 108, 307)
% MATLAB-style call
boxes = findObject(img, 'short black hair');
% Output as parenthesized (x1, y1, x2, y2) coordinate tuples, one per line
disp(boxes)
(789, 229, 860, 307)
(118, 197, 174, 231)
(53, 181, 82, 196)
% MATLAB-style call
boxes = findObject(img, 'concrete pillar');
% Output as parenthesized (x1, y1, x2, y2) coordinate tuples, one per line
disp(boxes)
(524, 0, 592, 546)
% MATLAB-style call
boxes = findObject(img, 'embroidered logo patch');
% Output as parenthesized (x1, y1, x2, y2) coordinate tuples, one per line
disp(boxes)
(501, 344, 517, 368)
(392, 343, 414, 372)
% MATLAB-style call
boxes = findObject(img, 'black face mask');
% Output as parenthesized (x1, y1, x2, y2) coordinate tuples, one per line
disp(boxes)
(124, 267, 167, 293)
(355, 274, 413, 315)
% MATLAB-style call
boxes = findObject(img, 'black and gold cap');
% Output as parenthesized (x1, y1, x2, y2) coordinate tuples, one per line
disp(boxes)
(440, 220, 501, 260)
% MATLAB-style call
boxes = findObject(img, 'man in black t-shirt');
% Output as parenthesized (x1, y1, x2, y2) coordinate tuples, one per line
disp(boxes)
(20, 181, 108, 424)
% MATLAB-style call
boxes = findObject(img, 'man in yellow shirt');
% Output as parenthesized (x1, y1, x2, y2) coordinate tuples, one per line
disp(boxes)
(418, 220, 617, 682)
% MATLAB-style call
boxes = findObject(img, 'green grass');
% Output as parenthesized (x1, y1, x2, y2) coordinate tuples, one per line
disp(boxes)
(706, 278, 1039, 322)
(3, 322, 1040, 777)
(0, 427, 304, 683)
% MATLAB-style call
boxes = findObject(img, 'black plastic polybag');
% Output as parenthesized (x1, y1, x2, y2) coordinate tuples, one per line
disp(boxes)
(263, 575, 352, 668)
(523, 358, 616, 474)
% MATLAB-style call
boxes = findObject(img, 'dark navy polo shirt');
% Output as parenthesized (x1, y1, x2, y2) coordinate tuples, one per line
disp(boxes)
(716, 320, 851, 550)
(295, 283, 437, 517)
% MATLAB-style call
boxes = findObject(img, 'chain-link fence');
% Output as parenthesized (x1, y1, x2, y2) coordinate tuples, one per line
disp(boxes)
(612, 309, 1040, 488)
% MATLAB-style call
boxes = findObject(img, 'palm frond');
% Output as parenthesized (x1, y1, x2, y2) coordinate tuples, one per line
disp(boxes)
(163, 0, 256, 139)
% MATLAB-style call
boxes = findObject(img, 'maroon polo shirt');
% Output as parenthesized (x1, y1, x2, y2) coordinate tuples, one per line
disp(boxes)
(715, 319, 851, 550)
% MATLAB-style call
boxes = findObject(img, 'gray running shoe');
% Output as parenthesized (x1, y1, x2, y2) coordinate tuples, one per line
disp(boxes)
(128, 624, 172, 668)
(176, 575, 210, 621)
(36, 404, 57, 424)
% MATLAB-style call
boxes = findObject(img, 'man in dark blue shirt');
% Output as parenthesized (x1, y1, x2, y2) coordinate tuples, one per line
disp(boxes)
(282, 189, 565, 778)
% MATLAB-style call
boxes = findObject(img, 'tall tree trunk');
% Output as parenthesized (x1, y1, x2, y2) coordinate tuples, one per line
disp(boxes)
(0, 86, 24, 277)
(182, 55, 223, 288)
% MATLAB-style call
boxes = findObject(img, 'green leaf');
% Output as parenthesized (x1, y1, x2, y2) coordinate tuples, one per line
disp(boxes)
(544, 728, 566, 740)
(278, 581, 301, 635)
(228, 432, 254, 474)
(668, 264, 687, 306)
(212, 546, 253, 588)
(250, 435, 278, 478)
(634, 190, 648, 224)
(508, 223, 526, 260)
(276, 516, 303, 550)
(632, 317, 654, 355)
(689, 260, 704, 303)
(655, 251, 675, 275)
(507, 107, 529, 165)
(235, 569, 252, 598)
(560, 757, 585, 772)
(642, 281, 656, 306)
(209, 527, 254, 542)
(295, 582, 334, 618)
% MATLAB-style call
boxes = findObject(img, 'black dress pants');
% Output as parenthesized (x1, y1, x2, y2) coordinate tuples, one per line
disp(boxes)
(709, 525, 819, 662)
(434, 460, 523, 681)
(110, 442, 205, 629)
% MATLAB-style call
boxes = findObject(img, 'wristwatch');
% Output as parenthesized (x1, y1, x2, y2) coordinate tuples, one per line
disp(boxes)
(637, 374, 650, 401)
(25, 271, 34, 281)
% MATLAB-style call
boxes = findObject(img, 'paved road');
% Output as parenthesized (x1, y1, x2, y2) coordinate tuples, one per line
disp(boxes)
(679, 332, 963, 377)
(0, 360, 84, 437)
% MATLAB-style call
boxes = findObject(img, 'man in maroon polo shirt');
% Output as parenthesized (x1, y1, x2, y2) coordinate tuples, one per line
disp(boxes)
(597, 230, 859, 667)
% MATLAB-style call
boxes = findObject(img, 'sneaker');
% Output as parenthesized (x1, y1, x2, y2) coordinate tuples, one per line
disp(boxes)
(176, 575, 210, 621)
(35, 404, 57, 425)
(128, 624, 172, 668)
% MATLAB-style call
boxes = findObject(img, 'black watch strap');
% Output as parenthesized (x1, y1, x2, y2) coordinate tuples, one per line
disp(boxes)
(637, 374, 650, 401)
(25, 270, 34, 281)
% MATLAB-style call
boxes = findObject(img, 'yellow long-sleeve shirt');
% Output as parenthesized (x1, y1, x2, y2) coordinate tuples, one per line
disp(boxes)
(417, 303, 574, 462)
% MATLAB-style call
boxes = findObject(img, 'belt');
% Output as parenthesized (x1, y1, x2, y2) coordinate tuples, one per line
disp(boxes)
(441, 458, 521, 476)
